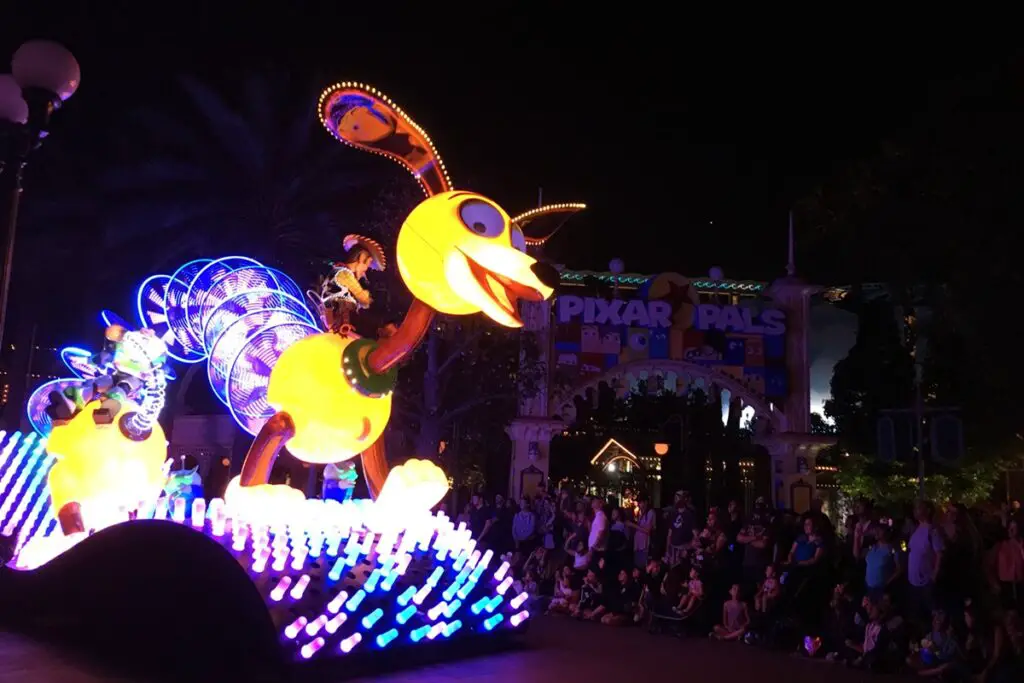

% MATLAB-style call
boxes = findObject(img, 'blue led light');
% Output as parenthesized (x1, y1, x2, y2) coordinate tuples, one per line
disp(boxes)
(362, 608, 383, 629)
(443, 620, 462, 637)
(397, 586, 417, 606)
(442, 583, 459, 602)
(456, 578, 478, 600)
(365, 569, 382, 592)
(346, 590, 366, 612)
(485, 595, 504, 613)
(410, 625, 431, 642)
(426, 567, 443, 586)
(471, 597, 489, 615)
(376, 628, 399, 648)
(328, 557, 346, 581)
(483, 614, 504, 631)
(396, 605, 416, 624)
(443, 599, 462, 619)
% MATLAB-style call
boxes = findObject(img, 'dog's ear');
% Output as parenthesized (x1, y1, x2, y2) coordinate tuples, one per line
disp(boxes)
(320, 82, 452, 198)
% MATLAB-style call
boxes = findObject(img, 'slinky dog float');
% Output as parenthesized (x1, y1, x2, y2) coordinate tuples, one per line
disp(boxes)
(0, 82, 583, 675)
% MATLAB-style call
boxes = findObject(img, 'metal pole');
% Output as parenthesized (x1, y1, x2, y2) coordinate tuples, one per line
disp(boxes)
(0, 163, 23, 352)
(915, 361, 925, 499)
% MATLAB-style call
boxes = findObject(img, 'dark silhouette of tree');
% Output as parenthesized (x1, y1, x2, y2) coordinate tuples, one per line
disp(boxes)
(552, 385, 754, 509)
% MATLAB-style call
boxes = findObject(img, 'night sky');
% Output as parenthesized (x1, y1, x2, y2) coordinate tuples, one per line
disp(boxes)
(3, 6, 1020, 283)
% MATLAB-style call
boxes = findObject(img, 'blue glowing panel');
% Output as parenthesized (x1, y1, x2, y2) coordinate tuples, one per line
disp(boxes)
(25, 378, 94, 437)
(226, 321, 317, 435)
(203, 290, 311, 352)
(265, 268, 316, 323)
(100, 310, 131, 330)
(207, 309, 311, 405)
(165, 259, 213, 359)
(184, 257, 263, 342)
(137, 274, 203, 364)
(59, 347, 101, 380)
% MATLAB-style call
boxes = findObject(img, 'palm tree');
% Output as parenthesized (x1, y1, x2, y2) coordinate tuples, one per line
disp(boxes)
(11, 72, 381, 424)
(93, 72, 378, 276)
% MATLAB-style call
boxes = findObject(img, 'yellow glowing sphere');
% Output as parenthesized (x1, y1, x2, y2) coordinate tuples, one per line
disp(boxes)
(266, 332, 391, 464)
(376, 458, 450, 514)
(396, 191, 554, 328)
(46, 401, 168, 519)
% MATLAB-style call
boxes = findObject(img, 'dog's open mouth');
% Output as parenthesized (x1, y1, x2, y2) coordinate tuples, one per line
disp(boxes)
(462, 252, 545, 322)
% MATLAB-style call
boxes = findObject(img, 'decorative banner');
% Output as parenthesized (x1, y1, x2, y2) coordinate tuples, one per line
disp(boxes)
(551, 272, 788, 399)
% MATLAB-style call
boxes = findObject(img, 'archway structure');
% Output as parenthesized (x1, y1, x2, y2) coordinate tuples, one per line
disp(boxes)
(508, 267, 836, 512)
(553, 359, 785, 433)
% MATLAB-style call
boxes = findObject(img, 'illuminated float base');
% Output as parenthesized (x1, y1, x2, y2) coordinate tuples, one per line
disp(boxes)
(2, 457, 530, 678)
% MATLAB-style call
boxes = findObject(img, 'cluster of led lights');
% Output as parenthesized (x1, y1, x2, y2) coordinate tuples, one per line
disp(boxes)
(0, 431, 55, 556)
(317, 82, 452, 196)
(135, 257, 319, 435)
(45, 493, 531, 660)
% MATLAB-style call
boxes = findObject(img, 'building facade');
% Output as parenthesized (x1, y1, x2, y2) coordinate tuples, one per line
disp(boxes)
(508, 267, 837, 512)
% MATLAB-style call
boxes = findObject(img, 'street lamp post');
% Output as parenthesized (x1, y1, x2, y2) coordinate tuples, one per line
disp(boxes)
(0, 40, 80, 350)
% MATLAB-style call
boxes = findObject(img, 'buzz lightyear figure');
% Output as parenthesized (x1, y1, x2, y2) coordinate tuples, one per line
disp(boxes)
(322, 461, 358, 503)
(319, 234, 386, 334)
(92, 325, 169, 424)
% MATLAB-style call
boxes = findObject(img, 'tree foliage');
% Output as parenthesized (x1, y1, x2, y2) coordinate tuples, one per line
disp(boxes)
(802, 93, 1024, 503)
(552, 385, 755, 508)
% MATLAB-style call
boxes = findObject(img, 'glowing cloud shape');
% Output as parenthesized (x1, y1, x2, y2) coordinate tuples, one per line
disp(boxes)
(266, 333, 392, 464)
(395, 191, 553, 328)
(375, 458, 449, 514)
(46, 401, 167, 529)
(223, 475, 306, 525)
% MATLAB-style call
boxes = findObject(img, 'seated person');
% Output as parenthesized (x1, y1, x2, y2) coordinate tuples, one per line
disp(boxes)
(907, 608, 962, 677)
(571, 569, 603, 619)
(712, 583, 751, 641)
(673, 566, 704, 618)
(635, 559, 666, 623)
(754, 563, 781, 613)
(841, 595, 892, 670)
(596, 569, 642, 626)
(547, 566, 578, 615)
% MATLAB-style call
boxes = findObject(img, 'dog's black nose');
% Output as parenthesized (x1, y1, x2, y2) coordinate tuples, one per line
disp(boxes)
(530, 261, 560, 290)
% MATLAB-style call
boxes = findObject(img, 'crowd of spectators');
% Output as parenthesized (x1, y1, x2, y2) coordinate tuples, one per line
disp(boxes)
(444, 486, 1024, 681)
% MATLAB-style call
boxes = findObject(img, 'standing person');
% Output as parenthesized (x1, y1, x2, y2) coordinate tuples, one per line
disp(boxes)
(629, 498, 657, 569)
(907, 500, 945, 624)
(665, 492, 696, 567)
(512, 497, 538, 553)
(469, 494, 496, 546)
(991, 518, 1024, 611)
(864, 525, 902, 602)
(533, 487, 556, 551)
(738, 497, 773, 590)
(588, 497, 609, 565)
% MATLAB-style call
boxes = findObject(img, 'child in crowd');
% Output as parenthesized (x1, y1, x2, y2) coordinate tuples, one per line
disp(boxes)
(674, 566, 704, 618)
(572, 569, 602, 619)
(565, 533, 592, 576)
(712, 584, 750, 640)
(547, 566, 577, 615)
(754, 564, 781, 613)
(843, 595, 891, 670)
(906, 608, 961, 676)
(802, 582, 858, 661)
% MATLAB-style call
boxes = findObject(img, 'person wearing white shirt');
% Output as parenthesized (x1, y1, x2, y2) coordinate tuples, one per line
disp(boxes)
(589, 497, 609, 557)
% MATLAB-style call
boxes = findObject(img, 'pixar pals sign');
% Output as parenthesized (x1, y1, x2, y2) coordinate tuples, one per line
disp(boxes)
(551, 284, 788, 399)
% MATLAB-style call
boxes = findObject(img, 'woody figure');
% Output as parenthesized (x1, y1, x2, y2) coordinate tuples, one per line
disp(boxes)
(320, 234, 386, 335)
